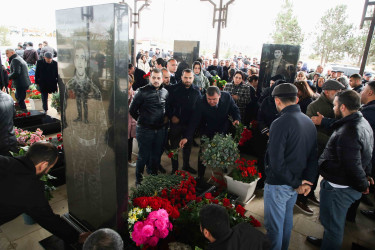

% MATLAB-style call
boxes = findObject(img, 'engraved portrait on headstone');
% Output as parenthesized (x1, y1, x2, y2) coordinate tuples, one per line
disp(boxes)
(173, 40, 200, 81)
(57, 3, 128, 230)
(258, 44, 300, 88)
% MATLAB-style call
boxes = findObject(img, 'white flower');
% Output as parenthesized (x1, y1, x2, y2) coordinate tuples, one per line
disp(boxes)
(128, 217, 135, 224)
(146, 207, 152, 213)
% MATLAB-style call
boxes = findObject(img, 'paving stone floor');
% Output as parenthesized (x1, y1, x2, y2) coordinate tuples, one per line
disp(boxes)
(1, 98, 375, 249)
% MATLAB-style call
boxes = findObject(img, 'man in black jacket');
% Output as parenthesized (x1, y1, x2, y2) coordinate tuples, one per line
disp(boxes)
(35, 52, 58, 112)
(0, 142, 89, 245)
(360, 81, 375, 220)
(307, 90, 374, 250)
(128, 64, 147, 91)
(264, 83, 318, 250)
(129, 68, 169, 185)
(168, 69, 201, 174)
(179, 86, 240, 181)
(0, 91, 17, 156)
(6, 48, 31, 110)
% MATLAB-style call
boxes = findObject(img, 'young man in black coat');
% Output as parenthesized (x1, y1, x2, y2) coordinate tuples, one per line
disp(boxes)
(179, 86, 240, 182)
(35, 52, 58, 112)
(168, 69, 202, 174)
(0, 142, 90, 245)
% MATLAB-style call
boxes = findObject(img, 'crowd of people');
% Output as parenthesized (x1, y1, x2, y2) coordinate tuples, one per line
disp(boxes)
(1, 42, 375, 249)
(128, 48, 375, 250)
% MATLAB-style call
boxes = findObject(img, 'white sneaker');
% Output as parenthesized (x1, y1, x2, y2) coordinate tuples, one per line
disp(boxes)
(128, 161, 136, 167)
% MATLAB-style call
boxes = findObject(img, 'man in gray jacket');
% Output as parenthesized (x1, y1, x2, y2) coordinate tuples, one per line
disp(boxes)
(6, 48, 31, 110)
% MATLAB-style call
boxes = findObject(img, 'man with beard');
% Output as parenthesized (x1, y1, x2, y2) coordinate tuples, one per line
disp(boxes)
(168, 69, 201, 174)
(0, 142, 90, 245)
(263, 83, 318, 250)
(307, 90, 374, 250)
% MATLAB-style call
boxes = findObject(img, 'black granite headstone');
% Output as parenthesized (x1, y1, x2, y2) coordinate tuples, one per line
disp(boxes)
(56, 3, 129, 231)
(173, 40, 200, 81)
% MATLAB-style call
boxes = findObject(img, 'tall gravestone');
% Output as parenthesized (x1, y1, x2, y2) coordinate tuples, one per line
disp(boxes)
(173, 40, 200, 67)
(56, 3, 129, 231)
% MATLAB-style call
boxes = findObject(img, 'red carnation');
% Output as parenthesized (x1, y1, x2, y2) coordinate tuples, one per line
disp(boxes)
(236, 205, 246, 217)
(204, 193, 213, 200)
(222, 198, 231, 208)
(168, 152, 174, 158)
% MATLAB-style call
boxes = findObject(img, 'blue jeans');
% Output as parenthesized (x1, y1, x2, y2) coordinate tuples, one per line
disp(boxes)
(135, 125, 165, 184)
(320, 179, 361, 250)
(264, 184, 297, 250)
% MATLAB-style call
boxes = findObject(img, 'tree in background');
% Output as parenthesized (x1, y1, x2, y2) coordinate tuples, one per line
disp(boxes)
(271, 0, 304, 46)
(312, 5, 354, 64)
(0, 26, 11, 46)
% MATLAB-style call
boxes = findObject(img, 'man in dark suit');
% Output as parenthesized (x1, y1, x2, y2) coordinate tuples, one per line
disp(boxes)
(179, 86, 240, 182)
(35, 52, 58, 113)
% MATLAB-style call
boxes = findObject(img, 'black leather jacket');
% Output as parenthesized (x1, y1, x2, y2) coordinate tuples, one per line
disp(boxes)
(129, 83, 168, 129)
(0, 92, 17, 154)
(319, 112, 373, 192)
(8, 54, 31, 89)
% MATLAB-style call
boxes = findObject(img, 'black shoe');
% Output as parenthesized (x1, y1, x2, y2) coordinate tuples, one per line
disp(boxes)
(306, 236, 322, 247)
(361, 195, 374, 207)
(307, 194, 320, 206)
(182, 166, 197, 174)
(74, 117, 82, 122)
(158, 165, 167, 174)
(360, 209, 375, 221)
(84, 119, 89, 124)
(294, 200, 314, 215)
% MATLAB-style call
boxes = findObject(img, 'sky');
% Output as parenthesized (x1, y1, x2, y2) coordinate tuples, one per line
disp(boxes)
(0, 0, 366, 58)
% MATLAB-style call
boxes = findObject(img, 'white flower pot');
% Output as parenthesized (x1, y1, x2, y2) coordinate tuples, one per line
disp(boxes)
(224, 175, 259, 203)
(29, 99, 43, 110)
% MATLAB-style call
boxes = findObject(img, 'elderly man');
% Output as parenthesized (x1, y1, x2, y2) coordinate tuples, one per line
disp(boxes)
(180, 86, 240, 183)
(264, 83, 318, 250)
(207, 59, 223, 78)
(307, 90, 374, 250)
(129, 68, 169, 186)
(6, 48, 31, 110)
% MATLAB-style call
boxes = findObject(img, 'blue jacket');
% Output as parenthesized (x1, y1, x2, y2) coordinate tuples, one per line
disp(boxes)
(265, 104, 318, 188)
(184, 91, 240, 140)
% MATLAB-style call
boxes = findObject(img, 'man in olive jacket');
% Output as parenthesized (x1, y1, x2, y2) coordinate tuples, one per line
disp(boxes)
(6, 48, 31, 110)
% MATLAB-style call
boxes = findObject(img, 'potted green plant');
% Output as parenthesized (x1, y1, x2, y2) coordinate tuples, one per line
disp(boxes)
(201, 134, 239, 187)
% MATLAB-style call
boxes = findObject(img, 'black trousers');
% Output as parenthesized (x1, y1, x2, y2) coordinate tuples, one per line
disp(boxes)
(168, 123, 192, 171)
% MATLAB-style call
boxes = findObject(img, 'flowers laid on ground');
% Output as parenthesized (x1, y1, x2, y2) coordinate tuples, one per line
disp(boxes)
(210, 75, 227, 90)
(51, 92, 60, 113)
(231, 158, 261, 183)
(131, 208, 173, 247)
(166, 148, 180, 160)
(201, 134, 239, 170)
(14, 128, 45, 146)
(15, 111, 31, 118)
(48, 134, 63, 151)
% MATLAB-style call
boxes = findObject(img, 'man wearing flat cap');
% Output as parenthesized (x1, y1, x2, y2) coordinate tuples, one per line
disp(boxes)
(264, 83, 318, 250)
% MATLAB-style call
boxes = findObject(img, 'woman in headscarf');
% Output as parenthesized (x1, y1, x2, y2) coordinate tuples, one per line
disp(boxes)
(192, 61, 209, 95)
